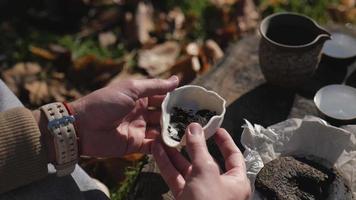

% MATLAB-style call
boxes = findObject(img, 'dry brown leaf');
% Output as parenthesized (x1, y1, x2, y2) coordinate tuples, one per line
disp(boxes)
(48, 44, 72, 72)
(154, 12, 171, 40)
(2, 62, 41, 95)
(68, 89, 82, 100)
(341, 0, 355, 7)
(80, 9, 121, 38)
(48, 76, 82, 103)
(73, 55, 97, 71)
(347, 8, 356, 22)
(109, 70, 147, 86)
(48, 79, 70, 103)
(96, 59, 125, 72)
(83, 0, 118, 6)
(236, 0, 259, 33)
(204, 39, 224, 62)
(168, 7, 186, 40)
(122, 153, 144, 161)
(136, 1, 155, 45)
(123, 11, 139, 46)
(138, 41, 180, 76)
(161, 56, 197, 86)
(51, 72, 65, 80)
(210, 0, 238, 7)
(191, 56, 201, 72)
(30, 46, 56, 60)
(99, 31, 117, 48)
(168, 8, 185, 30)
(25, 81, 50, 105)
(186, 42, 200, 56)
(328, 5, 356, 23)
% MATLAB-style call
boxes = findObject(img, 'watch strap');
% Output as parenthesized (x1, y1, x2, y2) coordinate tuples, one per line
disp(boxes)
(40, 102, 78, 176)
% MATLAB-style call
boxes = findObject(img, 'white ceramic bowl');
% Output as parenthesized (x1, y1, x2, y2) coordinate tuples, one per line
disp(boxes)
(314, 84, 356, 121)
(161, 85, 226, 147)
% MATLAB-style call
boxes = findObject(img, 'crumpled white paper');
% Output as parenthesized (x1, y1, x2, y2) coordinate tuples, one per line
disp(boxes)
(241, 116, 356, 199)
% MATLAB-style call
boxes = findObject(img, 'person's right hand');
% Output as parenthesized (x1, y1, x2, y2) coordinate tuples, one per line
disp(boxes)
(152, 123, 251, 200)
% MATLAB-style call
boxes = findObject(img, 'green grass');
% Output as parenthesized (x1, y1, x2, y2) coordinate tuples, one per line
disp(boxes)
(260, 0, 339, 23)
(110, 159, 146, 200)
(0, 22, 125, 68)
(57, 35, 126, 60)
(165, 0, 211, 39)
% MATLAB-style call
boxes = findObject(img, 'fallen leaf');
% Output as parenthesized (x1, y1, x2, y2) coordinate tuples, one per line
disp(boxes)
(122, 153, 144, 161)
(210, 0, 238, 7)
(29, 46, 56, 60)
(235, 0, 259, 33)
(259, 0, 287, 10)
(96, 59, 125, 72)
(73, 55, 97, 71)
(154, 12, 171, 41)
(25, 81, 50, 105)
(109, 69, 147, 85)
(186, 42, 200, 56)
(80, 8, 121, 38)
(51, 72, 65, 80)
(204, 39, 224, 62)
(328, 5, 356, 23)
(99, 31, 117, 48)
(347, 8, 356, 22)
(67, 89, 83, 100)
(341, 0, 355, 7)
(161, 56, 197, 86)
(123, 11, 139, 47)
(136, 1, 155, 45)
(2, 62, 41, 95)
(48, 80, 67, 103)
(191, 56, 201, 72)
(168, 7, 186, 40)
(83, 0, 119, 6)
(49, 44, 72, 72)
(138, 41, 180, 76)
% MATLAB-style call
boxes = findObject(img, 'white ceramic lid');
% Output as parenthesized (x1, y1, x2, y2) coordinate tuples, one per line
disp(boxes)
(322, 32, 356, 59)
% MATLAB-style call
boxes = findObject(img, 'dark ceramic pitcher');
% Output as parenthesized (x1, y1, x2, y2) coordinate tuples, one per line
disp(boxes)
(259, 12, 331, 87)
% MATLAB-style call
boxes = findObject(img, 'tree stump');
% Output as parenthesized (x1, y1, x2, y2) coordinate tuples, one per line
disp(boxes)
(129, 25, 356, 199)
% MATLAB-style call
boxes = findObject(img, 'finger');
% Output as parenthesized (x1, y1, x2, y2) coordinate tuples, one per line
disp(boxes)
(132, 76, 179, 99)
(144, 110, 161, 125)
(139, 139, 155, 154)
(165, 147, 192, 178)
(152, 140, 185, 197)
(185, 123, 215, 172)
(148, 95, 166, 107)
(126, 120, 146, 154)
(214, 128, 246, 175)
(146, 126, 160, 139)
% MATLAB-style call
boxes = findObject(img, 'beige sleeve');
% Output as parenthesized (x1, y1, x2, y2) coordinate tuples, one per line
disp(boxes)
(0, 107, 47, 193)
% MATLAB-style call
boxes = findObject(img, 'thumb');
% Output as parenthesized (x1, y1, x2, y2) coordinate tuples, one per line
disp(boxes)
(186, 123, 214, 171)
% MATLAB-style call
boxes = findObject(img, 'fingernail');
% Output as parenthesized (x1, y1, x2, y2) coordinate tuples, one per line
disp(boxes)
(188, 123, 202, 136)
(168, 75, 179, 82)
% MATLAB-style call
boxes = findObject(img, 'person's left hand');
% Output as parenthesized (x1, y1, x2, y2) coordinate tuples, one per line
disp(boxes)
(69, 76, 179, 157)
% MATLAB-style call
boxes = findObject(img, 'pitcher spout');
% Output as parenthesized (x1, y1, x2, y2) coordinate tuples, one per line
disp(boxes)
(316, 27, 332, 44)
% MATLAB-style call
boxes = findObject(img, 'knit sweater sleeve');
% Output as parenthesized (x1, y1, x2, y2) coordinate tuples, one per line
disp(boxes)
(0, 107, 47, 193)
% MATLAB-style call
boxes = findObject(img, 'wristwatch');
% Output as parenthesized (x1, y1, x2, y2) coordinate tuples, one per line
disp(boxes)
(40, 102, 78, 176)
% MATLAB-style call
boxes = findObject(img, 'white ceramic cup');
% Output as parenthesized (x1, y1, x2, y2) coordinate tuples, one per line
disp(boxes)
(161, 85, 226, 148)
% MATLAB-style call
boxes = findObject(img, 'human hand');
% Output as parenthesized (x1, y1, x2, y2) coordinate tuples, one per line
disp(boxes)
(152, 123, 251, 200)
(70, 76, 179, 157)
